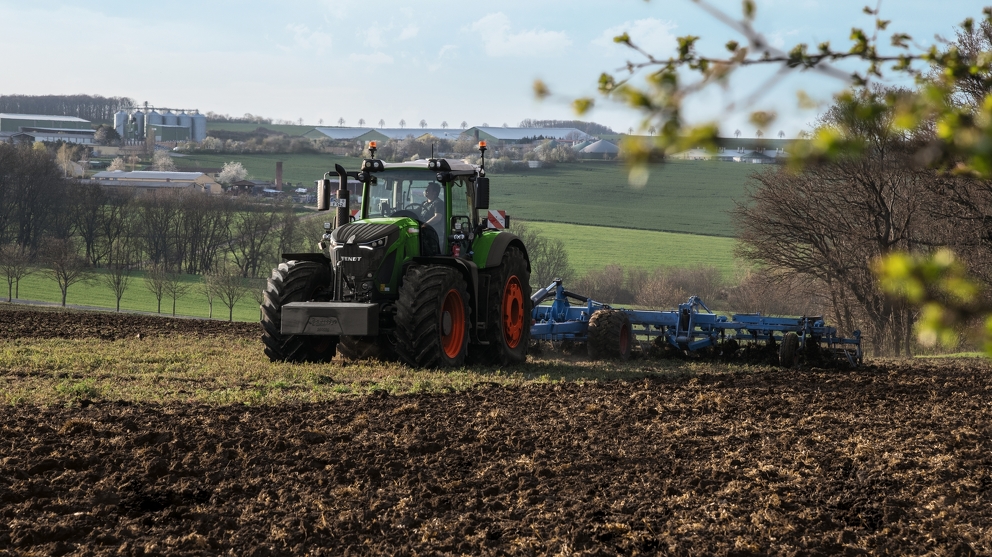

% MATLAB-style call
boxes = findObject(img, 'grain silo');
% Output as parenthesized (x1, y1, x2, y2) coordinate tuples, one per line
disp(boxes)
(177, 110, 192, 132)
(146, 110, 163, 128)
(114, 110, 128, 139)
(132, 111, 145, 137)
(191, 110, 207, 142)
(163, 110, 178, 126)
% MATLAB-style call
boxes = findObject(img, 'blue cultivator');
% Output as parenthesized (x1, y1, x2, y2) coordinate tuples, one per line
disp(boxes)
(530, 279, 863, 367)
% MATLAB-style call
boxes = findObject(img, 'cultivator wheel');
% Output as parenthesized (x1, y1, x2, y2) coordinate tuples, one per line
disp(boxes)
(476, 246, 531, 366)
(261, 260, 338, 363)
(394, 265, 470, 368)
(338, 335, 397, 362)
(587, 309, 633, 360)
(779, 332, 800, 368)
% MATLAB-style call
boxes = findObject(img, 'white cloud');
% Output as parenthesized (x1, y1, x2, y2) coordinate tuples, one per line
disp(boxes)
(286, 24, 333, 53)
(398, 25, 419, 41)
(437, 45, 458, 59)
(349, 52, 394, 66)
(469, 13, 572, 58)
(593, 18, 678, 57)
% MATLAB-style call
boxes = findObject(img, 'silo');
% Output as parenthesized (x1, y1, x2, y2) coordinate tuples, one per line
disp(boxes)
(132, 111, 145, 137)
(114, 110, 128, 139)
(163, 110, 178, 126)
(146, 110, 163, 127)
(191, 111, 207, 142)
(178, 110, 192, 133)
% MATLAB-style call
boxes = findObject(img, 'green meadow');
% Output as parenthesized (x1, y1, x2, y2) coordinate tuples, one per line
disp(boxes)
(5, 268, 262, 322)
(204, 122, 315, 136)
(173, 152, 360, 186)
(519, 221, 743, 280)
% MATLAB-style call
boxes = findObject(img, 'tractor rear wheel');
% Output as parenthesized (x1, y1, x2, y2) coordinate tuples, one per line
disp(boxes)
(338, 335, 396, 362)
(394, 265, 470, 368)
(476, 246, 531, 365)
(587, 309, 633, 360)
(261, 260, 338, 363)
(779, 332, 800, 368)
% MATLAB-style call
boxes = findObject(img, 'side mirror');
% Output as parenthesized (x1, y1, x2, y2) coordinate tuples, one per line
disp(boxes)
(317, 179, 331, 211)
(475, 177, 489, 210)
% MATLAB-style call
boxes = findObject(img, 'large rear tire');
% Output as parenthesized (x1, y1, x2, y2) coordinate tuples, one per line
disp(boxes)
(260, 260, 338, 363)
(394, 265, 470, 368)
(476, 246, 531, 366)
(587, 309, 633, 360)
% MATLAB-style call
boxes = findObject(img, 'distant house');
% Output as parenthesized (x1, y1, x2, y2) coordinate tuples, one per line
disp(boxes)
(89, 170, 221, 194)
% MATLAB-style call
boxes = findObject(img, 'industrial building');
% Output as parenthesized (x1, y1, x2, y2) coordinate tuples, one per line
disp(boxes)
(114, 108, 207, 143)
(0, 113, 96, 144)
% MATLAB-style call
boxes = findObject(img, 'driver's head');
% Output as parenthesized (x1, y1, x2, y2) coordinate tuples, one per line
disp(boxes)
(425, 182, 440, 200)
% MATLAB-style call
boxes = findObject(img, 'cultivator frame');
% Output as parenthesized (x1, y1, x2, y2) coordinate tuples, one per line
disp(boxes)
(530, 280, 863, 367)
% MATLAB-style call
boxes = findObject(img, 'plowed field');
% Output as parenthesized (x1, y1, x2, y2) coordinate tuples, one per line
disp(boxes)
(1, 307, 990, 556)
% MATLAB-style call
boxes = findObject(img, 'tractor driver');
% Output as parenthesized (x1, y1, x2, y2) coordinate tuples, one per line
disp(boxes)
(422, 181, 445, 235)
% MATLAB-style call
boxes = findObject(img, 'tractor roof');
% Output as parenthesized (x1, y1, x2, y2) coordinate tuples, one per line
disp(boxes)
(380, 158, 478, 173)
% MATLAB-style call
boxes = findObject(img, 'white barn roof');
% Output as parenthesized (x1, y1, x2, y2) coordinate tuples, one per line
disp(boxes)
(0, 113, 90, 122)
(470, 127, 593, 141)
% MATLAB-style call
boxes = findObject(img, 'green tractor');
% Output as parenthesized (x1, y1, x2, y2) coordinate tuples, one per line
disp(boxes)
(261, 142, 531, 368)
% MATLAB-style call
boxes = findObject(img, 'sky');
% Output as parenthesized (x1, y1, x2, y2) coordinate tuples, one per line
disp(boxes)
(0, 0, 984, 137)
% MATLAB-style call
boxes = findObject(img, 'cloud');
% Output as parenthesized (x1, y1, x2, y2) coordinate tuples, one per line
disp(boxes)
(469, 13, 572, 58)
(437, 45, 458, 59)
(286, 24, 332, 53)
(349, 52, 394, 66)
(398, 25, 419, 41)
(593, 18, 678, 57)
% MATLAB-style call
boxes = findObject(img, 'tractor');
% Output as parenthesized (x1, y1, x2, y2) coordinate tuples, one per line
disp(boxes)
(261, 142, 530, 368)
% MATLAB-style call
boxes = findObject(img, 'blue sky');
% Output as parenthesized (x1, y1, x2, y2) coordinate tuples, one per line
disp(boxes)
(0, 0, 983, 137)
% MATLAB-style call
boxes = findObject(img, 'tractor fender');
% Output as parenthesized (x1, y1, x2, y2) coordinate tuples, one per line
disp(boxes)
(409, 256, 483, 341)
(479, 232, 530, 271)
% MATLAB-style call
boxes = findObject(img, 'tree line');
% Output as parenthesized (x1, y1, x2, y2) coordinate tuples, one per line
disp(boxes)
(0, 142, 328, 312)
(0, 95, 136, 123)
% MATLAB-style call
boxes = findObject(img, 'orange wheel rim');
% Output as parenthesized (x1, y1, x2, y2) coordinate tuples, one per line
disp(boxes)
(441, 288, 465, 358)
(502, 276, 524, 349)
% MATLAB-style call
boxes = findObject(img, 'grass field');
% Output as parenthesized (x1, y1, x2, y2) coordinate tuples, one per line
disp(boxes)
(173, 152, 362, 186)
(5, 268, 262, 322)
(520, 221, 742, 279)
(493, 160, 767, 237)
(174, 152, 764, 237)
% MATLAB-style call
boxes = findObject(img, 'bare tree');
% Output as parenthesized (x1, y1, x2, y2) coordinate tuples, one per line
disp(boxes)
(513, 223, 573, 288)
(338, 117, 345, 126)
(399, 119, 406, 129)
(101, 237, 136, 312)
(734, 129, 741, 138)
(44, 237, 90, 307)
(212, 263, 251, 321)
(228, 201, 281, 278)
(441, 121, 448, 129)
(163, 270, 194, 316)
(358, 118, 366, 126)
(318, 118, 324, 126)
(419, 119, 427, 129)
(755, 129, 764, 138)
(378, 119, 385, 128)
(460, 121, 467, 129)
(144, 263, 168, 314)
(778, 130, 785, 139)
(0, 243, 33, 302)
(201, 272, 218, 319)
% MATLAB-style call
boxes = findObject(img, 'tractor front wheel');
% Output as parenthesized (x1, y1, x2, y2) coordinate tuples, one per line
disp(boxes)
(261, 260, 338, 363)
(395, 265, 470, 368)
(477, 246, 531, 365)
(587, 309, 633, 360)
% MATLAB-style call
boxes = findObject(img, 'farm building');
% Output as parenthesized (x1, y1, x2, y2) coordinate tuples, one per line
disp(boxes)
(0, 113, 95, 144)
(467, 127, 592, 145)
(89, 170, 221, 194)
(304, 127, 470, 142)
(578, 139, 620, 159)
(229, 179, 276, 196)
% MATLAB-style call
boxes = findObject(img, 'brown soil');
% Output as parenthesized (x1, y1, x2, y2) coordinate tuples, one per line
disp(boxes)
(1, 308, 991, 556)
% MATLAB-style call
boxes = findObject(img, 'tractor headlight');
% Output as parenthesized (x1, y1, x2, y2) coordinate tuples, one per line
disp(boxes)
(359, 236, 387, 250)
